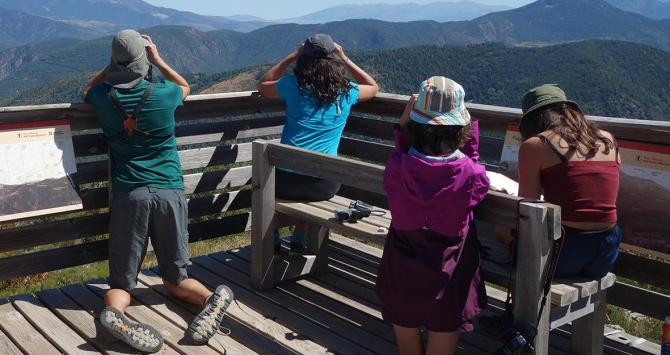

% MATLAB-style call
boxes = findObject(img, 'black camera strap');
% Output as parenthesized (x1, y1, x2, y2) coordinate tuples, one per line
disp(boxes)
(106, 82, 175, 143)
(503, 198, 565, 351)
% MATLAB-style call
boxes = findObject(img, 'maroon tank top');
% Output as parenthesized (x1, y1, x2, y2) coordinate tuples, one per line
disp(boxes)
(538, 136, 620, 223)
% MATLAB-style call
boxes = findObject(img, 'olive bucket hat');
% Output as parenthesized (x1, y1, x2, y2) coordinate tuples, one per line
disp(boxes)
(105, 29, 150, 89)
(409, 76, 471, 126)
(521, 84, 582, 119)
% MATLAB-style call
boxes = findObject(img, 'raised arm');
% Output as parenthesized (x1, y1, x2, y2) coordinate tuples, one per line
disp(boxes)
(393, 94, 418, 152)
(460, 119, 481, 162)
(257, 46, 302, 99)
(142, 35, 190, 99)
(334, 44, 379, 102)
(518, 137, 543, 200)
(82, 69, 107, 101)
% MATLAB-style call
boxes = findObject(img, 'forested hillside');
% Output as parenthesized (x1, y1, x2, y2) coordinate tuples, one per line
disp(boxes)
(4, 40, 668, 121)
(2, 0, 670, 100)
(0, 7, 106, 49)
(351, 41, 670, 120)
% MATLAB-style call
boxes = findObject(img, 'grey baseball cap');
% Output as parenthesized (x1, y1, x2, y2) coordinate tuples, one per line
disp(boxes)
(105, 29, 150, 89)
(302, 33, 336, 59)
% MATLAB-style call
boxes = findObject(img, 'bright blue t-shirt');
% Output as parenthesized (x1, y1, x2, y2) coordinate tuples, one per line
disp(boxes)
(277, 75, 360, 156)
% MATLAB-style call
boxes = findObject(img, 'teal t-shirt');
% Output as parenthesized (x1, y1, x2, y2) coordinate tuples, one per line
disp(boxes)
(86, 80, 184, 192)
(277, 75, 360, 156)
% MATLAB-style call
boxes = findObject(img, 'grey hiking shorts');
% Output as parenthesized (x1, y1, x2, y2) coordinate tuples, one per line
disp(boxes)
(108, 187, 189, 291)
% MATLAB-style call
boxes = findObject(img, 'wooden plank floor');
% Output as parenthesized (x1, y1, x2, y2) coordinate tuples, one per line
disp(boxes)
(0, 236, 658, 354)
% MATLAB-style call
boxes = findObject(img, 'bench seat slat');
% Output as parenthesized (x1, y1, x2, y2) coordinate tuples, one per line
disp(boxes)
(281, 195, 616, 310)
(276, 199, 386, 242)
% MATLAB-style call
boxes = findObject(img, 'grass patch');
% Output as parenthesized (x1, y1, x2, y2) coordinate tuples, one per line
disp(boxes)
(0, 233, 251, 299)
(606, 305, 663, 343)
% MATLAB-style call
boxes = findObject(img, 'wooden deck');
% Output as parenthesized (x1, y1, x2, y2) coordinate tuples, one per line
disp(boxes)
(0, 235, 658, 354)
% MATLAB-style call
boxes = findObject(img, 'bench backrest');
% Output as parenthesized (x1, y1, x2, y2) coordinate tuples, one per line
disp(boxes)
(252, 139, 562, 339)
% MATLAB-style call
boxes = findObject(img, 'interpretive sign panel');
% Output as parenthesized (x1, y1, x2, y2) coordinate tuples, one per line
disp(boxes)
(0, 120, 82, 222)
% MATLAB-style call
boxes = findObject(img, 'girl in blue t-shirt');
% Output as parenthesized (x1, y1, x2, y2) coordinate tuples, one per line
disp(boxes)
(258, 34, 379, 252)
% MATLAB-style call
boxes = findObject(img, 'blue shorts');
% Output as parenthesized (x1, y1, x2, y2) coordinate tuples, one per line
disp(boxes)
(555, 224, 622, 279)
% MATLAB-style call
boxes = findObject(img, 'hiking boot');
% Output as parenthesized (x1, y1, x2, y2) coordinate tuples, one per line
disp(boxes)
(99, 306, 163, 353)
(187, 285, 234, 345)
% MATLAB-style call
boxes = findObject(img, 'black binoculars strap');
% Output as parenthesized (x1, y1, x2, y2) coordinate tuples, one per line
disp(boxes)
(110, 82, 154, 128)
(106, 83, 172, 142)
(503, 198, 566, 350)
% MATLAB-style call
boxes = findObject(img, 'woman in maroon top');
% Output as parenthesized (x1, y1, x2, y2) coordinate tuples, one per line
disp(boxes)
(517, 84, 622, 279)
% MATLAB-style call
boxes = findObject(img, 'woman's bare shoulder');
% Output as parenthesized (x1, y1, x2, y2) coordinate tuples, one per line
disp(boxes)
(519, 136, 545, 156)
(598, 129, 616, 141)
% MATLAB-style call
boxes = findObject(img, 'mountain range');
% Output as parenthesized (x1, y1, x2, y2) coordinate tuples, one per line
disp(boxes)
(0, 0, 268, 49)
(2, 0, 670, 97)
(283, 2, 513, 23)
(0, 6, 107, 49)
(3, 40, 669, 122)
(469, 0, 670, 48)
(605, 0, 670, 19)
(4, 0, 670, 51)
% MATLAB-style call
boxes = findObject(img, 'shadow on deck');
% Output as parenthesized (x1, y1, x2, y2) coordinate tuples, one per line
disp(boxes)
(0, 235, 654, 355)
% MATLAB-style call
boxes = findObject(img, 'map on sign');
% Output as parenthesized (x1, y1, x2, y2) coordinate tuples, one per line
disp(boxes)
(500, 124, 670, 255)
(0, 120, 82, 222)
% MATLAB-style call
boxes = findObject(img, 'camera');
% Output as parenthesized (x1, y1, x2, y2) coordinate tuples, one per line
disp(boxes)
(495, 328, 533, 355)
(334, 200, 373, 223)
(348, 200, 372, 217)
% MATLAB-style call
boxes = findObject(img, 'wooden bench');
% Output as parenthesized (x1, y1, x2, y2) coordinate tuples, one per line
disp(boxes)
(250, 140, 616, 355)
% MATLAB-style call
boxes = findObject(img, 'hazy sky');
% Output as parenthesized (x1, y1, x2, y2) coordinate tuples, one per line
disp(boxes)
(145, 0, 528, 20)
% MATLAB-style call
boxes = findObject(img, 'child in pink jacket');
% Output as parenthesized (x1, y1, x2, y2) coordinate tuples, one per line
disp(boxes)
(376, 76, 490, 354)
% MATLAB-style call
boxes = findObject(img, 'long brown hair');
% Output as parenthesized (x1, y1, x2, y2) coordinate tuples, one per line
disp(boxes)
(294, 55, 351, 107)
(520, 103, 613, 156)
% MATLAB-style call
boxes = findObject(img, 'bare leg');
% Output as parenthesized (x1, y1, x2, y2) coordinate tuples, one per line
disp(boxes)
(426, 330, 459, 355)
(164, 278, 213, 306)
(393, 325, 423, 355)
(104, 288, 132, 312)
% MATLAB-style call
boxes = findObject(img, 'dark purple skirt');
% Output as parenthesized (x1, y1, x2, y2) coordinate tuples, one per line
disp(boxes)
(375, 224, 487, 332)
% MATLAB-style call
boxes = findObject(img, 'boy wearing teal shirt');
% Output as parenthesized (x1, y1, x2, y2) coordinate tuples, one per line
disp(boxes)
(83, 29, 233, 353)
(86, 79, 184, 192)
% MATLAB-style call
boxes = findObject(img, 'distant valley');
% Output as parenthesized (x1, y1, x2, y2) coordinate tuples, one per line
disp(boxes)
(1, 0, 670, 122)
(2, 0, 670, 99)
(282, 1, 513, 23)
(4, 40, 670, 122)
(0, 0, 268, 49)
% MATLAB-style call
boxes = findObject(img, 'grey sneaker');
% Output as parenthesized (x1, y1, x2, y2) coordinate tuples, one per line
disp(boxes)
(187, 285, 234, 345)
(99, 306, 163, 353)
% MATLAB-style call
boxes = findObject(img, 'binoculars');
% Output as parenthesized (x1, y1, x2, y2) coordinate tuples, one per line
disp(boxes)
(334, 200, 373, 223)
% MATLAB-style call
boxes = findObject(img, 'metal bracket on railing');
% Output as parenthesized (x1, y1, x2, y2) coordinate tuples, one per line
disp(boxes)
(253, 92, 263, 114)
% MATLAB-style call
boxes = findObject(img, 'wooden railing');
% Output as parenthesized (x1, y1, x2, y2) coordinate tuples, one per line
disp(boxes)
(0, 92, 668, 322)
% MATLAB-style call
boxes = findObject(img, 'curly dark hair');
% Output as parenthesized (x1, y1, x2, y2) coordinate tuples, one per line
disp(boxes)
(407, 121, 473, 156)
(294, 55, 351, 106)
(520, 103, 614, 157)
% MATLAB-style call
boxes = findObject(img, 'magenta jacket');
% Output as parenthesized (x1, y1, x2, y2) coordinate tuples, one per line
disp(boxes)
(383, 120, 490, 237)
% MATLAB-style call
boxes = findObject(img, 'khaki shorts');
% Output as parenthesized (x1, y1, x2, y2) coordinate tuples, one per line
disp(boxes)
(108, 187, 189, 291)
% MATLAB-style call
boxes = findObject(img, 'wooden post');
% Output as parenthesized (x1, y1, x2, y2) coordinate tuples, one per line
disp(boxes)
(251, 140, 276, 290)
(571, 290, 606, 354)
(306, 224, 330, 276)
(514, 202, 561, 355)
